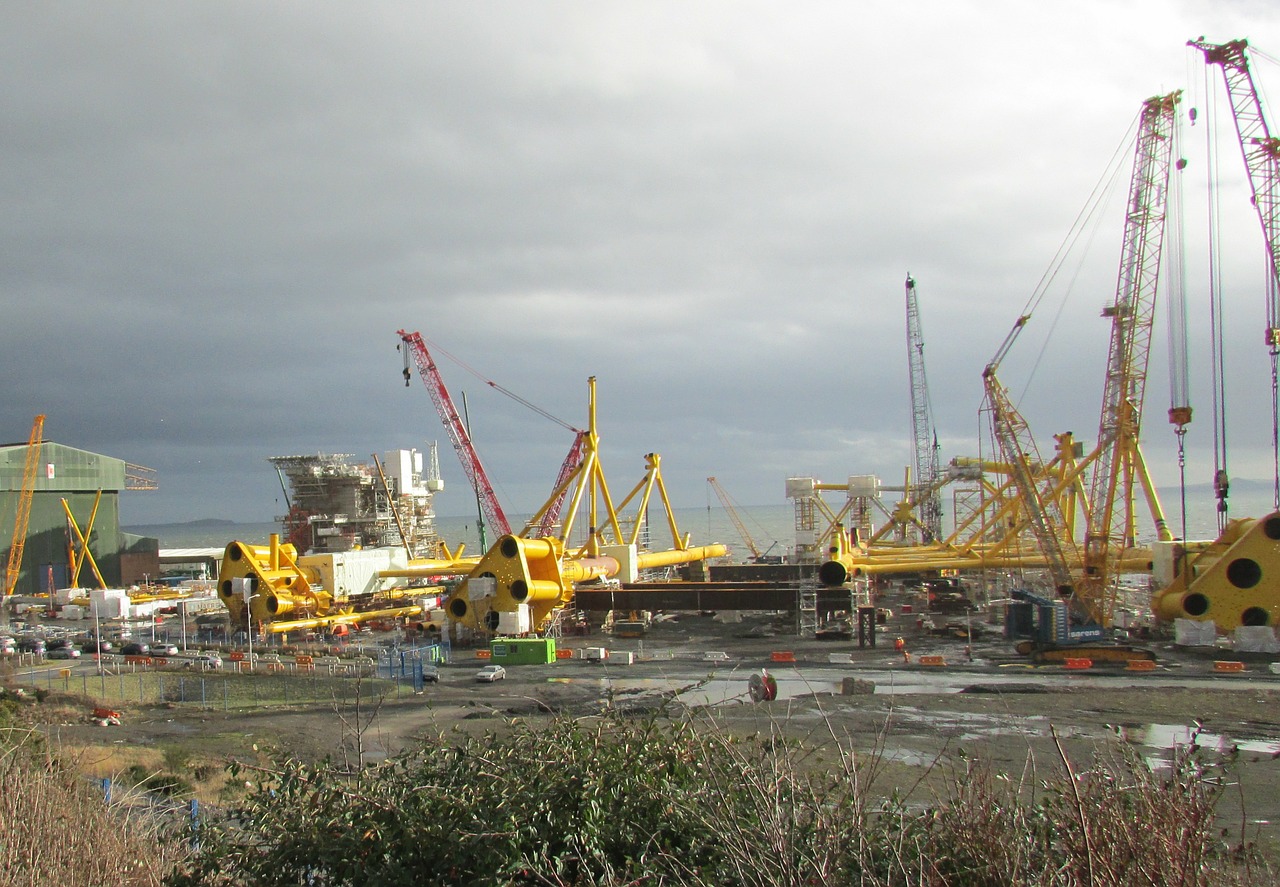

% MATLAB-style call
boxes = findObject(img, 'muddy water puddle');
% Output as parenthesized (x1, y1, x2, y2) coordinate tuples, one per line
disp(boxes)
(1114, 722, 1280, 757)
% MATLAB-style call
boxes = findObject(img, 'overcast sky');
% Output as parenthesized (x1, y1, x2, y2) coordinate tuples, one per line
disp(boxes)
(4, 1, 1280, 530)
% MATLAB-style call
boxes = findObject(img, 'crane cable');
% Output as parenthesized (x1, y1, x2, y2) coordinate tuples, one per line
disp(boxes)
(1000, 112, 1139, 402)
(1197, 57, 1232, 534)
(1169, 55, 1195, 546)
(417, 334, 582, 433)
(1254, 48, 1280, 512)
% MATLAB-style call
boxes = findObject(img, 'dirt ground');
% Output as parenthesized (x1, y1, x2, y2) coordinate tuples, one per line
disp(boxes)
(27, 609, 1280, 861)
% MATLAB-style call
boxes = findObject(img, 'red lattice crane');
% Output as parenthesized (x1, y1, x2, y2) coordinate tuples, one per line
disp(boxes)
(528, 430, 587, 539)
(399, 330, 511, 539)
(1191, 38, 1280, 513)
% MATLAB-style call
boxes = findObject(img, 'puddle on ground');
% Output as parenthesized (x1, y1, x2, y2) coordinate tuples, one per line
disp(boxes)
(544, 673, 970, 707)
(1113, 723, 1280, 757)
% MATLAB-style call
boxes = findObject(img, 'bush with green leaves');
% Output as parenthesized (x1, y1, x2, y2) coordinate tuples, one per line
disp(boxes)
(168, 713, 1267, 886)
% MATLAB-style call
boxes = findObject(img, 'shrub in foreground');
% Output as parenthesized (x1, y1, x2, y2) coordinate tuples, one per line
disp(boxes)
(168, 713, 1266, 886)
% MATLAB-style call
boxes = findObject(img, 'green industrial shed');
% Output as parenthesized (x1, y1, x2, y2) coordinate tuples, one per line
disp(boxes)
(0, 440, 158, 596)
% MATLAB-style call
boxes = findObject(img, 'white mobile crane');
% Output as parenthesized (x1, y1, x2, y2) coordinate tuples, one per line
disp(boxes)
(905, 274, 943, 543)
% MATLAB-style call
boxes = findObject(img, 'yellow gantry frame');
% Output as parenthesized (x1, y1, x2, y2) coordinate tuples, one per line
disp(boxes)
(61, 493, 108, 589)
(444, 376, 726, 632)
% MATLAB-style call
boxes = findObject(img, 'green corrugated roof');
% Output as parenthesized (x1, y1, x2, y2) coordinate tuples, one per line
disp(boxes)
(0, 441, 127, 492)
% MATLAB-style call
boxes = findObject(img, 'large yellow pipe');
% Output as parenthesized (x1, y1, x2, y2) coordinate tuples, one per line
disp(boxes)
(634, 544, 728, 570)
(264, 604, 424, 635)
(377, 557, 482, 579)
(819, 547, 1153, 584)
(562, 556, 619, 583)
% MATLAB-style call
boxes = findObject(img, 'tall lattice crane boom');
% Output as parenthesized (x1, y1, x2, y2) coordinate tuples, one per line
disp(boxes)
(982, 359, 1079, 595)
(905, 273, 943, 542)
(707, 476, 762, 560)
(1192, 38, 1280, 514)
(1190, 38, 1280, 345)
(398, 330, 511, 538)
(1079, 91, 1180, 625)
(5, 415, 45, 597)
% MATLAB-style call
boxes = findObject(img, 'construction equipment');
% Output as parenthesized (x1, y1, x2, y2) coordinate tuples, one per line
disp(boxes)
(820, 93, 1181, 656)
(904, 274, 943, 542)
(440, 377, 727, 634)
(982, 317, 1082, 601)
(528, 431, 587, 540)
(5, 415, 45, 598)
(399, 330, 511, 540)
(1188, 39, 1280, 367)
(996, 92, 1179, 660)
(1153, 39, 1280, 630)
(216, 532, 476, 634)
(399, 329, 588, 544)
(218, 379, 725, 636)
(707, 476, 779, 562)
(1075, 91, 1180, 627)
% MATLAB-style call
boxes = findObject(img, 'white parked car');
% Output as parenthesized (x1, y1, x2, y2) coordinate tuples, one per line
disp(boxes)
(474, 664, 506, 683)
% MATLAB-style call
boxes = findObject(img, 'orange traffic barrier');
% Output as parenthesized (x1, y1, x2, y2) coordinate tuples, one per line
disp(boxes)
(476, 649, 492, 659)
(918, 654, 947, 667)
(228, 651, 245, 662)
(295, 654, 314, 666)
(770, 651, 796, 663)
(124, 655, 153, 666)
(1126, 658, 1157, 671)
(555, 649, 574, 659)
(151, 657, 167, 667)
(1064, 658, 1093, 670)
(1214, 660, 1247, 673)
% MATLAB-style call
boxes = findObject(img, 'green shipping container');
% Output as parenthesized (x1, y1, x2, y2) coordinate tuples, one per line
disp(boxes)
(489, 637, 556, 665)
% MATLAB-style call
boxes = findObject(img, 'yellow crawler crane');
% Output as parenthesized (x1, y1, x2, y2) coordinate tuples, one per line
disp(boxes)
(441, 377, 727, 634)
(819, 93, 1179, 652)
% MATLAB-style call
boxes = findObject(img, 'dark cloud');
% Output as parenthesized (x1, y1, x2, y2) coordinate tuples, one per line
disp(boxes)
(2, 2, 1277, 527)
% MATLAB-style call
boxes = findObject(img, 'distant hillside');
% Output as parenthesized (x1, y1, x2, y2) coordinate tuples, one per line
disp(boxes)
(123, 518, 237, 531)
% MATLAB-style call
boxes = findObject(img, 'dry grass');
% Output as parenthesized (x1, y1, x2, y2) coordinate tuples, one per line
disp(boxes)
(0, 726, 190, 886)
